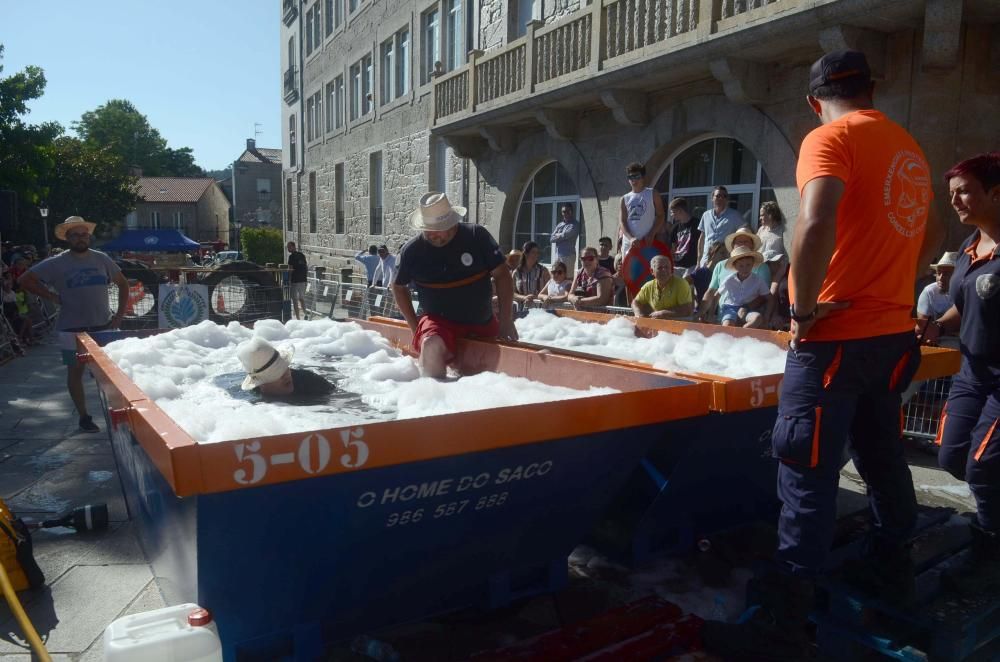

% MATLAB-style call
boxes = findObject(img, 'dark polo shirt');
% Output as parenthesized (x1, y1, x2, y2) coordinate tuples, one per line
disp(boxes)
(951, 231, 1000, 375)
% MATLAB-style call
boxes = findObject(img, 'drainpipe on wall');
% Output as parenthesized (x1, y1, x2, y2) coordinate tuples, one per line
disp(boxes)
(296, 0, 306, 249)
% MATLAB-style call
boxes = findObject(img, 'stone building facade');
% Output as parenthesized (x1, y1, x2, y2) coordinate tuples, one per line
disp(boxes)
(282, 0, 1000, 273)
(127, 177, 231, 244)
(231, 139, 284, 227)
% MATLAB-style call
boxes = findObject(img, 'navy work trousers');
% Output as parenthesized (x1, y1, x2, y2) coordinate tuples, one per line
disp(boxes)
(774, 331, 921, 575)
(938, 361, 1000, 531)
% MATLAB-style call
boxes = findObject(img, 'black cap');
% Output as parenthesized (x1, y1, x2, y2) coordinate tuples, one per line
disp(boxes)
(809, 50, 871, 94)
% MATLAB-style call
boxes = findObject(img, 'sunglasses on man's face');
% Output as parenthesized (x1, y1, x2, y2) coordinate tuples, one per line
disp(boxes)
(627, 174, 642, 181)
(66, 232, 90, 239)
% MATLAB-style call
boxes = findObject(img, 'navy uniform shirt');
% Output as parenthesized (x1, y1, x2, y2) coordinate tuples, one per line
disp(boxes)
(395, 223, 505, 325)
(950, 231, 1000, 372)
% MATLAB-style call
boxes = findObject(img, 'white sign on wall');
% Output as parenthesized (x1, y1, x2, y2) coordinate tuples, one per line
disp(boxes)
(158, 284, 210, 328)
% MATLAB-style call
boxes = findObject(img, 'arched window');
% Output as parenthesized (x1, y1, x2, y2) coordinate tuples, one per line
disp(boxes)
(655, 137, 775, 229)
(514, 162, 583, 262)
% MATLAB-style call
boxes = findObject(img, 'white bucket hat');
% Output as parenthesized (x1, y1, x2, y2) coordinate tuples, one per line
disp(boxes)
(409, 192, 467, 231)
(725, 245, 764, 270)
(930, 251, 958, 271)
(237, 337, 294, 390)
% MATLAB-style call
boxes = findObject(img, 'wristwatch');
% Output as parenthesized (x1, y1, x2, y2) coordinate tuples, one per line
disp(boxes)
(789, 304, 817, 323)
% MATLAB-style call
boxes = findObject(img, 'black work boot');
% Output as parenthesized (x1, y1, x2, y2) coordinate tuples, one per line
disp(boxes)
(839, 538, 915, 607)
(701, 571, 815, 661)
(940, 521, 1000, 595)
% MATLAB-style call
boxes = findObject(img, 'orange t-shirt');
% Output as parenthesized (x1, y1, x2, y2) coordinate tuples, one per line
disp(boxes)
(792, 109, 932, 342)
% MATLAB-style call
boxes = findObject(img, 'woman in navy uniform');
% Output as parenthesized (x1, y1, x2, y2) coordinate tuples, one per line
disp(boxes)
(923, 152, 1000, 593)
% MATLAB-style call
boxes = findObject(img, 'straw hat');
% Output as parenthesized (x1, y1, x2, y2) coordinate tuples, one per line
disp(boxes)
(237, 337, 294, 390)
(54, 216, 97, 241)
(725, 245, 764, 270)
(930, 251, 958, 271)
(724, 227, 762, 253)
(409, 192, 466, 231)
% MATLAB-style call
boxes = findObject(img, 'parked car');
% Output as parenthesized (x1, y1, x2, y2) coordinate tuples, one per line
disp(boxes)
(208, 251, 242, 267)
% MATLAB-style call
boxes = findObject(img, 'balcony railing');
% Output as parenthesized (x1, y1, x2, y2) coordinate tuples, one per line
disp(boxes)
(282, 0, 298, 26)
(434, 0, 792, 123)
(258, 191, 271, 202)
(283, 66, 299, 104)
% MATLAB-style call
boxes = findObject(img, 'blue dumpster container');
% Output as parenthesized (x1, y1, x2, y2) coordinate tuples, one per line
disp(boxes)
(80, 322, 711, 661)
(517, 310, 961, 564)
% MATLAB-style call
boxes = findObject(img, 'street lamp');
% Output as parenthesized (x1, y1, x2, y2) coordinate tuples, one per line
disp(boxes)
(38, 203, 49, 253)
(233, 221, 242, 257)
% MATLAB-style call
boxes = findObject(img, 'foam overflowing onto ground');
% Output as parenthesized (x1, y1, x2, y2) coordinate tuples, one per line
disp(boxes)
(515, 310, 786, 378)
(103, 319, 617, 444)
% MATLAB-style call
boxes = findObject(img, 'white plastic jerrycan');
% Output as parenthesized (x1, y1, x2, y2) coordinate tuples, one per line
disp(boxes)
(104, 603, 222, 662)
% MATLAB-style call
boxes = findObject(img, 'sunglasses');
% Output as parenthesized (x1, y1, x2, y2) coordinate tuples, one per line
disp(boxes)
(65, 232, 90, 239)
(626, 174, 642, 180)
(581, 255, 596, 262)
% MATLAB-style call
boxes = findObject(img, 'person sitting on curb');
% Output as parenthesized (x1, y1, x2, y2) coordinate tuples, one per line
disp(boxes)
(238, 337, 333, 400)
(631, 254, 694, 319)
(698, 245, 770, 327)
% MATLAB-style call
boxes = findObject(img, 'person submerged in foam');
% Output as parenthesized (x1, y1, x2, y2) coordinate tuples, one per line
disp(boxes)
(237, 337, 333, 400)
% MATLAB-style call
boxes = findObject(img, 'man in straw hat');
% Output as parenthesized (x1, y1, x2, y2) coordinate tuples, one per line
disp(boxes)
(917, 251, 957, 322)
(19, 216, 130, 433)
(237, 337, 332, 399)
(702, 49, 943, 660)
(392, 192, 517, 379)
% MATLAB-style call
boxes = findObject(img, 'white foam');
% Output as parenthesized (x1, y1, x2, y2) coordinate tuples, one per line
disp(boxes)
(104, 320, 616, 444)
(515, 310, 786, 378)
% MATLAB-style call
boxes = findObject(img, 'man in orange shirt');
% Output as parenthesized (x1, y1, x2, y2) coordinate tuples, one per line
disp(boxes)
(702, 50, 943, 660)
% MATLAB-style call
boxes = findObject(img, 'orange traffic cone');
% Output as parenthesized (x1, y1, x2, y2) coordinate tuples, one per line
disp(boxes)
(216, 290, 226, 313)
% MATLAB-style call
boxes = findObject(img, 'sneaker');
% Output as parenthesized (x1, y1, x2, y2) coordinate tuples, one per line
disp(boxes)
(79, 415, 100, 433)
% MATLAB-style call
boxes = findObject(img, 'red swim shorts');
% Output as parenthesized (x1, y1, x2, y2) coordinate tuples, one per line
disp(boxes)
(413, 314, 499, 356)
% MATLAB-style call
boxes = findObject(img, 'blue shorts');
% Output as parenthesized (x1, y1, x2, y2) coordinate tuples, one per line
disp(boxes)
(719, 304, 742, 323)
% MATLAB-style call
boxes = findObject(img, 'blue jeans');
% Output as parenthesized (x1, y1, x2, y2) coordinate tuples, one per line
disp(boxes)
(774, 331, 921, 575)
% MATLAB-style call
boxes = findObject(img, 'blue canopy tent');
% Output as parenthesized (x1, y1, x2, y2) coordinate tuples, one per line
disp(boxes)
(100, 229, 201, 253)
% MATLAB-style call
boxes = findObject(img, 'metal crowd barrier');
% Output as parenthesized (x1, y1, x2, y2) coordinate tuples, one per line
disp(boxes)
(902, 376, 952, 441)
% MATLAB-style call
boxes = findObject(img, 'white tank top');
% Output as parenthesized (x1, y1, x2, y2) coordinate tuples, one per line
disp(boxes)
(621, 188, 655, 256)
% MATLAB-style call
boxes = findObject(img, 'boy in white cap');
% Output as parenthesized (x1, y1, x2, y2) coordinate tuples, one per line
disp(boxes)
(917, 251, 957, 322)
(392, 192, 517, 379)
(237, 337, 333, 399)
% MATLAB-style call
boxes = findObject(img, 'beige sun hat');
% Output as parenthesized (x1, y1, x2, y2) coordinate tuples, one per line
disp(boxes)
(237, 337, 294, 390)
(54, 216, 97, 241)
(724, 227, 763, 253)
(409, 192, 467, 231)
(930, 251, 958, 271)
(725, 245, 764, 270)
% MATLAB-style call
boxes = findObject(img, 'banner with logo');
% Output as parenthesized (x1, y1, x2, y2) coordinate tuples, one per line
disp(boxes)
(158, 284, 210, 328)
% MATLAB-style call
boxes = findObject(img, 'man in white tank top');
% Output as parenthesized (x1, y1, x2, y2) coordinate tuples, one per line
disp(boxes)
(619, 162, 666, 258)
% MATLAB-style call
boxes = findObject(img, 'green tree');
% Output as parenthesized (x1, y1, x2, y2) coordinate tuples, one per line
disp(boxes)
(240, 227, 283, 265)
(74, 99, 204, 177)
(45, 136, 139, 239)
(0, 44, 61, 240)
